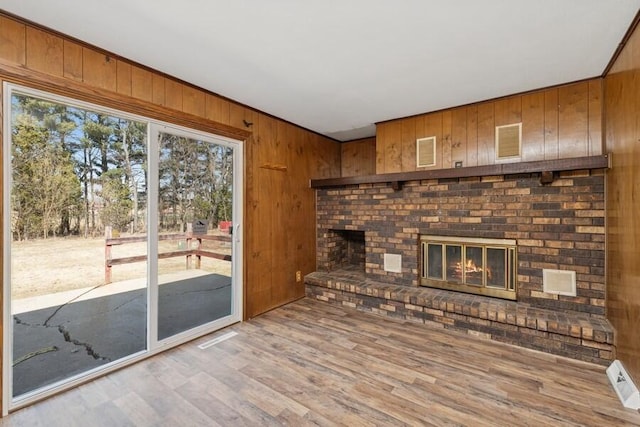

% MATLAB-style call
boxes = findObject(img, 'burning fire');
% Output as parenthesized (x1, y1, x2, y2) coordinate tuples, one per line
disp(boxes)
(453, 259, 492, 279)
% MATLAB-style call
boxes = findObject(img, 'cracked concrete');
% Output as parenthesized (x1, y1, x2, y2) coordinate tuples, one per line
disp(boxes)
(13, 273, 232, 397)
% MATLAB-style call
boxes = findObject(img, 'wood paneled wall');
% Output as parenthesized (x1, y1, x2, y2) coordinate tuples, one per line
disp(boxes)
(376, 80, 603, 174)
(0, 13, 340, 336)
(340, 137, 376, 177)
(604, 21, 640, 383)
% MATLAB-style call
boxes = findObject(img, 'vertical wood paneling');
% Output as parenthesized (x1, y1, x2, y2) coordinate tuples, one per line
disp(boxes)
(493, 96, 521, 127)
(558, 82, 589, 158)
(205, 94, 231, 125)
(164, 79, 183, 111)
(451, 107, 467, 166)
(375, 123, 386, 174)
(63, 40, 83, 81)
(131, 66, 153, 103)
(588, 79, 603, 155)
(441, 110, 452, 168)
(152, 74, 165, 106)
(521, 92, 545, 161)
(605, 20, 640, 383)
(0, 16, 25, 65)
(401, 117, 416, 171)
(341, 138, 376, 177)
(466, 105, 479, 167)
(182, 85, 205, 117)
(384, 121, 402, 173)
(116, 60, 131, 96)
(476, 103, 495, 165)
(376, 83, 597, 171)
(544, 88, 559, 159)
(82, 48, 116, 92)
(25, 27, 63, 77)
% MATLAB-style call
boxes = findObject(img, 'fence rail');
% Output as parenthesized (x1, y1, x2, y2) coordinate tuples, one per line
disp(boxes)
(104, 228, 232, 284)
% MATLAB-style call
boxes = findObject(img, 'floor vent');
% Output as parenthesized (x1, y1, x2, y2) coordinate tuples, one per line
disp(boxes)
(607, 360, 640, 409)
(198, 331, 238, 350)
(416, 136, 436, 167)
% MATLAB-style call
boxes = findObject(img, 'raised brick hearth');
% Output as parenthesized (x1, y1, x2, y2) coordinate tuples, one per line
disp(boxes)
(308, 170, 615, 363)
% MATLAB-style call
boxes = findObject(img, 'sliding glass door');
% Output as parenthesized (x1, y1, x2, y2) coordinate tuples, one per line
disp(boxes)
(3, 84, 242, 409)
(155, 130, 235, 342)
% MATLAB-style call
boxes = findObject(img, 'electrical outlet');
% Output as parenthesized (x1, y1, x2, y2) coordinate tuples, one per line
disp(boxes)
(295, 270, 302, 282)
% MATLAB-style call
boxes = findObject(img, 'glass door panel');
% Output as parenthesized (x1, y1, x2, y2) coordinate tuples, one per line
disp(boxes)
(8, 90, 148, 398)
(156, 131, 234, 341)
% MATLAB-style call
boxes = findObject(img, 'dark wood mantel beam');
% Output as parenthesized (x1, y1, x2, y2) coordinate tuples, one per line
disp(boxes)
(310, 154, 611, 188)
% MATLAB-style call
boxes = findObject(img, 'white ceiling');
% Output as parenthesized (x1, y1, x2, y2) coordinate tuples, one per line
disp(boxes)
(1, 1, 639, 141)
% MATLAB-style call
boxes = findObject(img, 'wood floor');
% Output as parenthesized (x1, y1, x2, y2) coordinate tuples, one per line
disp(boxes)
(1, 298, 639, 426)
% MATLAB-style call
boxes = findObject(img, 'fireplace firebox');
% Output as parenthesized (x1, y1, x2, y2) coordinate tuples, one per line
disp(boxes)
(420, 236, 517, 300)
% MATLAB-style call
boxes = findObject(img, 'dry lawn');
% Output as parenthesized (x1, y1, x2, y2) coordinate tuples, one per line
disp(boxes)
(10, 233, 232, 300)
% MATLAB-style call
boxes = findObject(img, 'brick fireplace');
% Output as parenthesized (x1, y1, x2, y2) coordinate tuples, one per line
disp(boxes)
(306, 169, 615, 364)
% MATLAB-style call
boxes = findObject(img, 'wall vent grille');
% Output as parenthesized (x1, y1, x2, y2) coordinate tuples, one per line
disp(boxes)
(495, 123, 521, 160)
(416, 136, 436, 167)
(543, 269, 576, 296)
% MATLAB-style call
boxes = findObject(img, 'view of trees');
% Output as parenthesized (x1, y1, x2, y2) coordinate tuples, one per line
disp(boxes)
(10, 92, 233, 241)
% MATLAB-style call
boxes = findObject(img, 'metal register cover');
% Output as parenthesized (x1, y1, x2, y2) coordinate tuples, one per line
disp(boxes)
(420, 236, 517, 300)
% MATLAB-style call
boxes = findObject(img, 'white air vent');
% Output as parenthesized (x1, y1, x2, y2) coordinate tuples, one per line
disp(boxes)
(607, 360, 640, 409)
(495, 123, 521, 160)
(543, 269, 576, 296)
(416, 136, 436, 167)
(383, 253, 402, 273)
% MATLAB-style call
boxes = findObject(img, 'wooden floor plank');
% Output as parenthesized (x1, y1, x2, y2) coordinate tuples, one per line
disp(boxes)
(1, 297, 639, 426)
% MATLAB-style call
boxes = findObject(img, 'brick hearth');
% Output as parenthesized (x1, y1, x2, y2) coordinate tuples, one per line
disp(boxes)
(305, 269, 614, 364)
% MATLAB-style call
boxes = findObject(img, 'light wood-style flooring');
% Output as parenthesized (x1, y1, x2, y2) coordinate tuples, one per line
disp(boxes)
(1, 298, 639, 426)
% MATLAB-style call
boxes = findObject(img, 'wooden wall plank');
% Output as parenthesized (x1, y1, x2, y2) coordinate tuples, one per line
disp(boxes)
(521, 92, 545, 161)
(384, 121, 402, 173)
(0, 16, 25, 65)
(476, 103, 495, 165)
(375, 122, 386, 174)
(205, 94, 231, 125)
(341, 138, 376, 177)
(131, 66, 153, 103)
(152, 74, 166, 106)
(493, 95, 521, 127)
(63, 40, 83, 81)
(588, 79, 603, 155)
(544, 88, 559, 160)
(182, 85, 205, 117)
(401, 117, 416, 171)
(164, 79, 183, 111)
(558, 82, 589, 158)
(451, 107, 467, 167)
(466, 105, 478, 167)
(82, 48, 116, 92)
(442, 110, 452, 168)
(116, 60, 132, 96)
(25, 27, 63, 77)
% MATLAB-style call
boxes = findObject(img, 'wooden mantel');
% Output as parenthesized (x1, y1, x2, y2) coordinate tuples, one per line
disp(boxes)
(310, 154, 610, 189)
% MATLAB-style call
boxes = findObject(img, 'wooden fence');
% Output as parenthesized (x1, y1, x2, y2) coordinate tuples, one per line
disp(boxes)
(104, 227, 232, 284)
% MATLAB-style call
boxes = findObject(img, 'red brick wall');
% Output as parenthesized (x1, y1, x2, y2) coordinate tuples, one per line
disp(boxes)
(316, 170, 605, 315)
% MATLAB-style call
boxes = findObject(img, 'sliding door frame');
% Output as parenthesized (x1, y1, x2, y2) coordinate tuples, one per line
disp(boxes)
(2, 82, 243, 413)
